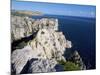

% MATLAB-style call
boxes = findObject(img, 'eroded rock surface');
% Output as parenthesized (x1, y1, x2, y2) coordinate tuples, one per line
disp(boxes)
(11, 16, 73, 74)
(27, 29, 71, 60)
(27, 59, 57, 73)
(11, 16, 58, 41)
(11, 46, 34, 74)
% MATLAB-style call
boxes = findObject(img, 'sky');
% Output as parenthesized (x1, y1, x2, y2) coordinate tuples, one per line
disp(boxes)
(11, 0, 96, 18)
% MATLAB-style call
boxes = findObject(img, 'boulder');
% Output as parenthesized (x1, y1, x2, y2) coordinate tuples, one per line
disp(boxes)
(11, 46, 35, 74)
(27, 59, 57, 73)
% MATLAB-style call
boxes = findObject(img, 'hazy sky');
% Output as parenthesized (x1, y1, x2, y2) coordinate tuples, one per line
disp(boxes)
(12, 0, 96, 18)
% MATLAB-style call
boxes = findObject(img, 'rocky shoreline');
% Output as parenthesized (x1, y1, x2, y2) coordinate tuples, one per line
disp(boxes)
(11, 15, 86, 74)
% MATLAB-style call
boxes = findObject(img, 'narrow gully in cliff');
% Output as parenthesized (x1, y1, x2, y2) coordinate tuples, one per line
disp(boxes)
(11, 31, 37, 51)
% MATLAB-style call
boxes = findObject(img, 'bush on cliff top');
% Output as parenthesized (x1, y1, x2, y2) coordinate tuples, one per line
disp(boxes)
(58, 60, 80, 71)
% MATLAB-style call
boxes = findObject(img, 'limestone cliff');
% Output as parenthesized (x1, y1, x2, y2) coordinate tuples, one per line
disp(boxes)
(11, 16, 72, 74)
(11, 15, 86, 74)
(11, 16, 58, 41)
(27, 29, 72, 60)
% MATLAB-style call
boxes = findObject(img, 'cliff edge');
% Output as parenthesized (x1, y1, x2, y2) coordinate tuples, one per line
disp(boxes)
(11, 15, 85, 74)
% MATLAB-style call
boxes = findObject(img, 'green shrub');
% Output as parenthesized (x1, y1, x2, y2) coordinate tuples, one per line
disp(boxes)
(58, 60, 80, 71)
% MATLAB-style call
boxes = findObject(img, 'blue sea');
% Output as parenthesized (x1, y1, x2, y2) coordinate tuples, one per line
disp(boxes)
(31, 15, 96, 69)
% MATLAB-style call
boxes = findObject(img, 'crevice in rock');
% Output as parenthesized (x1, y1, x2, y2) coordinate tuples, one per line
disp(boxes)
(11, 31, 37, 52)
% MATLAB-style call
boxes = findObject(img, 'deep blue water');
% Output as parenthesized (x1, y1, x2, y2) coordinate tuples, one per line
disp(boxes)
(31, 15, 96, 69)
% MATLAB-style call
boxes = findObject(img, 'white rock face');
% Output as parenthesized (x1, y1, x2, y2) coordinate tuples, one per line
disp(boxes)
(11, 16, 58, 41)
(28, 29, 71, 60)
(11, 46, 63, 74)
(11, 16, 72, 74)
(11, 46, 35, 74)
(28, 59, 57, 73)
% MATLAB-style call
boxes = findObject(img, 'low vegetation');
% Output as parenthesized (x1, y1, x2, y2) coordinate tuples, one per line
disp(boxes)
(58, 60, 80, 71)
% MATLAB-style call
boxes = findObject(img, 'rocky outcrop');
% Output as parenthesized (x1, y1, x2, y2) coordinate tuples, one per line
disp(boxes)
(27, 58, 64, 73)
(11, 15, 86, 74)
(11, 46, 64, 74)
(11, 29, 71, 73)
(11, 46, 35, 74)
(11, 16, 72, 74)
(27, 59, 57, 73)
(11, 16, 58, 41)
(69, 50, 86, 70)
(27, 29, 72, 60)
